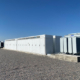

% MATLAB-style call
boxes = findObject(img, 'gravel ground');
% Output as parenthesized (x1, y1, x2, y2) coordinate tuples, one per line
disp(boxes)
(0, 49, 80, 80)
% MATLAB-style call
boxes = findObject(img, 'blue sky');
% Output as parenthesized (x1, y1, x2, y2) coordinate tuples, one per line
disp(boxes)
(0, 0, 80, 41)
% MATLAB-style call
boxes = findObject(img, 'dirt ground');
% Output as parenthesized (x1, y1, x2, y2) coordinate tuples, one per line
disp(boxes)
(0, 49, 80, 80)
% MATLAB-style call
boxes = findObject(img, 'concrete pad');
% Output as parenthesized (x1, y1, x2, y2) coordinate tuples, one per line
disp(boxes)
(47, 53, 80, 62)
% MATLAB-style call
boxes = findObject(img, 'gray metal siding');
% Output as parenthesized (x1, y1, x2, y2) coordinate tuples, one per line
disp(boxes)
(55, 36, 61, 53)
(60, 38, 64, 53)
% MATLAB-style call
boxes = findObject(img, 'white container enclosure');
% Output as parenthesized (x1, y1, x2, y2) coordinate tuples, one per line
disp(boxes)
(60, 33, 80, 54)
(72, 37, 80, 54)
(4, 35, 61, 55)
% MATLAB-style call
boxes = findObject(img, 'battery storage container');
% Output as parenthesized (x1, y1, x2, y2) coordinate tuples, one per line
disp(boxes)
(5, 35, 61, 55)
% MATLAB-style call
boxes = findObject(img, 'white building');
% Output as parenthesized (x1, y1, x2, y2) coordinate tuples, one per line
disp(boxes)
(60, 33, 80, 54)
(5, 34, 61, 55)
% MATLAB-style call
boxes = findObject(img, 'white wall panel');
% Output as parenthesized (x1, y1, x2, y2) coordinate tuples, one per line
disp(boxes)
(68, 37, 72, 53)
(72, 37, 77, 54)
(40, 38, 45, 55)
(5, 40, 16, 50)
(63, 38, 68, 53)
(16, 37, 45, 55)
